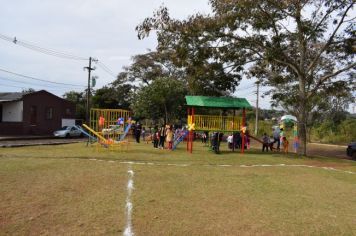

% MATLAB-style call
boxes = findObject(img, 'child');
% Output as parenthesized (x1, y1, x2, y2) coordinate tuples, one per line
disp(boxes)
(269, 136, 274, 151)
(153, 127, 159, 148)
(283, 136, 289, 154)
(262, 133, 269, 152)
(166, 126, 174, 150)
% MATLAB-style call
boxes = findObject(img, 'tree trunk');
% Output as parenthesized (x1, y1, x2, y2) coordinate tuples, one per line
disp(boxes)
(298, 76, 307, 156)
(298, 105, 307, 156)
(164, 103, 168, 125)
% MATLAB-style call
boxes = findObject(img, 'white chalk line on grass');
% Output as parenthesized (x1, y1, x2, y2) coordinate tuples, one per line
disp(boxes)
(123, 166, 134, 236)
(100, 159, 356, 175)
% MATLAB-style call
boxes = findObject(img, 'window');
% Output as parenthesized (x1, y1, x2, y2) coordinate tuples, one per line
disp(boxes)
(65, 108, 71, 116)
(45, 107, 53, 120)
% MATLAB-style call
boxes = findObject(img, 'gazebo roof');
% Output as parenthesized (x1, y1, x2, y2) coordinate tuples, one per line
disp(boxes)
(185, 96, 252, 109)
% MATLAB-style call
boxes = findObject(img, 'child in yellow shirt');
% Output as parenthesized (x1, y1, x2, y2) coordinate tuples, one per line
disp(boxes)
(282, 137, 289, 154)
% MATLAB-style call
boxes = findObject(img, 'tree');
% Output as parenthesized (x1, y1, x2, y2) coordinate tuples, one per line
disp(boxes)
(21, 88, 36, 94)
(131, 77, 187, 124)
(137, 0, 355, 155)
(63, 91, 86, 120)
(91, 84, 133, 109)
(117, 51, 183, 86)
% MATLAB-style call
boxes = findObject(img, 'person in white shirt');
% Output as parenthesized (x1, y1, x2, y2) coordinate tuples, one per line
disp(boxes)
(227, 134, 233, 149)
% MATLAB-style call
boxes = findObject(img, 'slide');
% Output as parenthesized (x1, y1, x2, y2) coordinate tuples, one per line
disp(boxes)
(74, 125, 97, 142)
(172, 130, 189, 150)
(82, 124, 109, 144)
(119, 123, 132, 141)
(248, 134, 264, 144)
(248, 134, 276, 150)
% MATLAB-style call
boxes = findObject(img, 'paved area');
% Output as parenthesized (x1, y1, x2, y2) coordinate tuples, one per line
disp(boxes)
(0, 138, 87, 147)
(0, 135, 52, 141)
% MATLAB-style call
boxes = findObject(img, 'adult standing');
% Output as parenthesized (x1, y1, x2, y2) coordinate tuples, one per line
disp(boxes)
(141, 127, 146, 142)
(272, 127, 281, 151)
(158, 125, 166, 149)
(135, 122, 142, 143)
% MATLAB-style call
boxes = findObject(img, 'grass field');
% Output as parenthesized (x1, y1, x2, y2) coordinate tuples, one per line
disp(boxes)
(1, 142, 356, 235)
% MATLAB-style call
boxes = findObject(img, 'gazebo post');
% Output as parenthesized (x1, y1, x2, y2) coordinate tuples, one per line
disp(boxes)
(232, 110, 235, 152)
(191, 107, 195, 153)
(241, 107, 246, 154)
(187, 107, 190, 152)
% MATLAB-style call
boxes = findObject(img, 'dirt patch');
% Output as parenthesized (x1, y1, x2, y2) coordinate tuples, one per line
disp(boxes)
(249, 140, 349, 160)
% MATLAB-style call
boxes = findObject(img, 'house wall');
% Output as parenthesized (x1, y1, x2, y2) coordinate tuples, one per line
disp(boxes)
(0, 90, 76, 136)
(0, 122, 24, 135)
(22, 91, 76, 135)
(2, 101, 23, 122)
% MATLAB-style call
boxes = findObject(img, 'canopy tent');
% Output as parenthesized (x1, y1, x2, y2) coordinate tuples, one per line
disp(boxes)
(280, 115, 297, 124)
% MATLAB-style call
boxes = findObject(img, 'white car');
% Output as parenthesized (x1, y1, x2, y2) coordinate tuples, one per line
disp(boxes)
(54, 126, 82, 138)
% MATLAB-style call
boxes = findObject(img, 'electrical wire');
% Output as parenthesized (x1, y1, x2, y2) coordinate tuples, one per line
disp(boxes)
(0, 33, 122, 83)
(0, 83, 27, 89)
(96, 61, 117, 79)
(0, 67, 86, 88)
(0, 82, 81, 93)
(0, 76, 81, 89)
(0, 33, 88, 61)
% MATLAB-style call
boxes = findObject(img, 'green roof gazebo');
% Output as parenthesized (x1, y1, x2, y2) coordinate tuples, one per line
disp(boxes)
(185, 95, 252, 153)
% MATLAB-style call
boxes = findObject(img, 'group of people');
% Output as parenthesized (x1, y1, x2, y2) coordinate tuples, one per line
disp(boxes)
(226, 131, 250, 150)
(262, 128, 289, 153)
(134, 123, 290, 154)
(202, 131, 251, 153)
(149, 125, 177, 150)
(133, 123, 186, 150)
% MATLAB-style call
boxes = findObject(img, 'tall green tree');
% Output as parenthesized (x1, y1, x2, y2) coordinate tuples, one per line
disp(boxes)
(137, 0, 355, 155)
(117, 51, 183, 86)
(63, 91, 86, 120)
(131, 77, 187, 124)
(91, 84, 133, 109)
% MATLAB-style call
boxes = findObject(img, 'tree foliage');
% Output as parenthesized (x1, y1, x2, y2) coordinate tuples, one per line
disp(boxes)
(63, 91, 86, 120)
(131, 77, 187, 124)
(137, 0, 356, 155)
(91, 83, 133, 109)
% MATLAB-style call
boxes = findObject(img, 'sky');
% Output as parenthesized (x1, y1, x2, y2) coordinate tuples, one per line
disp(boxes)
(0, 0, 282, 110)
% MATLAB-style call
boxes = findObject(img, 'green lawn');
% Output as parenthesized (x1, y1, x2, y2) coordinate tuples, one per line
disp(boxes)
(0, 142, 355, 235)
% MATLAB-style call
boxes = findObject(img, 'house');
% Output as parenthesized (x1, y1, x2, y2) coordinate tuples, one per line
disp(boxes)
(0, 90, 76, 135)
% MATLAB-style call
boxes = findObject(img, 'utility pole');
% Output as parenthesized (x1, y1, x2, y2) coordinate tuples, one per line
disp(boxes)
(84, 57, 96, 123)
(254, 80, 260, 136)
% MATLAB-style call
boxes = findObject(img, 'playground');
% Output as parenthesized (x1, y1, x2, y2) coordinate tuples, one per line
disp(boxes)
(1, 97, 356, 235)
(0, 97, 355, 236)
(1, 142, 356, 235)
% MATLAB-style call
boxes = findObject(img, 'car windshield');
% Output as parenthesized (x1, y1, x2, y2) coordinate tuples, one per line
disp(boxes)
(59, 126, 69, 130)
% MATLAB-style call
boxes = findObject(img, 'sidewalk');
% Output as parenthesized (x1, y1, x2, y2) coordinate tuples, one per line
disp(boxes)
(0, 137, 86, 148)
(0, 135, 53, 141)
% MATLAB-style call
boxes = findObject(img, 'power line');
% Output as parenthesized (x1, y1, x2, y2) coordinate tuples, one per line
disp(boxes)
(0, 33, 119, 83)
(0, 33, 87, 61)
(96, 61, 117, 79)
(0, 83, 27, 89)
(0, 67, 86, 88)
(0, 82, 81, 93)
(0, 76, 81, 89)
